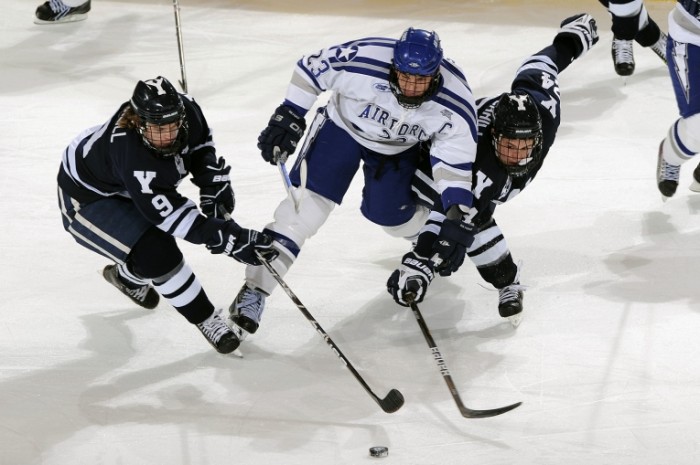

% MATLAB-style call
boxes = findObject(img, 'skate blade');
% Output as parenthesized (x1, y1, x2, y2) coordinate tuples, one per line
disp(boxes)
(689, 180, 700, 193)
(226, 318, 251, 342)
(507, 314, 523, 328)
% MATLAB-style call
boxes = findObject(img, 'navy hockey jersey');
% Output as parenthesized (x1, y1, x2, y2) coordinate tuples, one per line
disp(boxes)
(57, 95, 224, 245)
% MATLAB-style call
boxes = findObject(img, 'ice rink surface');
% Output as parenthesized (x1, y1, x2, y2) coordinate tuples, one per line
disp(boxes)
(2, 0, 699, 464)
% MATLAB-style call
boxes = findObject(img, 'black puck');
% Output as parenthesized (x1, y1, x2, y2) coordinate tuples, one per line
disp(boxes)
(369, 446, 389, 457)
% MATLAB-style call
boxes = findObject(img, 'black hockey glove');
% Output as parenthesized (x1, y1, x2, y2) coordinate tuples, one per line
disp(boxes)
(387, 252, 435, 307)
(555, 13, 599, 59)
(432, 218, 475, 277)
(191, 157, 235, 219)
(257, 104, 307, 165)
(207, 221, 279, 266)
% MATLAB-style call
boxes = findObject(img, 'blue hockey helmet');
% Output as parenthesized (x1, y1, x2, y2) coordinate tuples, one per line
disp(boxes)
(390, 28, 443, 108)
(130, 76, 188, 157)
(393, 28, 443, 75)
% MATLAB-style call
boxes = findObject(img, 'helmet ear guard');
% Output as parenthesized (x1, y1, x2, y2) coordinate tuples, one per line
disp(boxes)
(491, 92, 543, 177)
(130, 76, 188, 157)
(389, 28, 443, 109)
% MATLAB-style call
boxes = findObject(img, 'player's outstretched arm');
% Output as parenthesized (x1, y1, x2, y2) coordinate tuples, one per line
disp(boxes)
(554, 13, 599, 61)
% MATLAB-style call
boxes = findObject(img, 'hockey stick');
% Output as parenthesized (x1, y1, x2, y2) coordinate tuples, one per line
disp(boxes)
(275, 148, 307, 213)
(255, 251, 404, 414)
(172, 0, 188, 93)
(405, 294, 522, 418)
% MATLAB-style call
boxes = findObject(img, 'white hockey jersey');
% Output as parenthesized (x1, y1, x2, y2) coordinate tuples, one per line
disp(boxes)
(284, 36, 478, 209)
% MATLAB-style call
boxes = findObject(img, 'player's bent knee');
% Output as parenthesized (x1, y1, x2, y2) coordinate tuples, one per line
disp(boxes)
(269, 190, 335, 247)
(382, 205, 430, 240)
(129, 227, 183, 279)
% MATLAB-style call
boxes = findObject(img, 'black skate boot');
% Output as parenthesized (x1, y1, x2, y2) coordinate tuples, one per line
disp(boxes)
(649, 32, 668, 64)
(35, 0, 91, 25)
(690, 161, 700, 193)
(196, 309, 241, 354)
(612, 38, 635, 76)
(498, 283, 525, 328)
(103, 264, 159, 309)
(228, 284, 266, 340)
(656, 141, 680, 199)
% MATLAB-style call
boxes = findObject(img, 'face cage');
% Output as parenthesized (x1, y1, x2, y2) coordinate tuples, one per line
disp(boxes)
(138, 118, 188, 158)
(389, 67, 441, 109)
(492, 133, 542, 177)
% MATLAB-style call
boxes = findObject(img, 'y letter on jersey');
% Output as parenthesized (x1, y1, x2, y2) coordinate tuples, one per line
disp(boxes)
(133, 171, 157, 193)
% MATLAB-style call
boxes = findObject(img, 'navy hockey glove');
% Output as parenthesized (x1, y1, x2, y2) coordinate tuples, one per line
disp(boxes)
(191, 157, 235, 219)
(258, 104, 306, 165)
(207, 221, 279, 266)
(432, 218, 475, 277)
(387, 252, 435, 307)
(556, 13, 598, 59)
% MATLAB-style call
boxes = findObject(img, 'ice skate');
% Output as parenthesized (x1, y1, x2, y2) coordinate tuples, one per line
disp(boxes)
(612, 38, 635, 76)
(103, 264, 159, 309)
(196, 309, 241, 354)
(649, 32, 668, 64)
(656, 141, 680, 199)
(228, 285, 266, 340)
(35, 0, 91, 24)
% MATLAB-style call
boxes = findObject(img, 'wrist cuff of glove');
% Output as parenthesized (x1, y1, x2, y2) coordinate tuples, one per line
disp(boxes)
(191, 172, 231, 188)
(440, 219, 474, 246)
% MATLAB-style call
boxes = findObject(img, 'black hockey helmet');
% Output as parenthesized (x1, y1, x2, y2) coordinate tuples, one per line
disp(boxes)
(491, 92, 543, 177)
(389, 28, 443, 109)
(130, 76, 187, 157)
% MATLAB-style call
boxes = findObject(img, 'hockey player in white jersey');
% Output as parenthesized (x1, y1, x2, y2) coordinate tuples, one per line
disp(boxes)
(656, 0, 700, 198)
(387, 14, 599, 327)
(228, 28, 478, 339)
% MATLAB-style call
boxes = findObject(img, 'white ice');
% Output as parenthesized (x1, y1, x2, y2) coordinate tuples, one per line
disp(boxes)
(2, 0, 699, 464)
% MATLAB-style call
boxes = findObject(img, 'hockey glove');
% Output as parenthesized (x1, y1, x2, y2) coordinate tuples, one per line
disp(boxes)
(192, 157, 235, 219)
(207, 221, 279, 266)
(257, 104, 307, 165)
(555, 13, 599, 59)
(432, 218, 475, 277)
(387, 252, 435, 307)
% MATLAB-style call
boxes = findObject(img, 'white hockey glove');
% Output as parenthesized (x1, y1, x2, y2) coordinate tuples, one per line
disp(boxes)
(387, 252, 435, 307)
(556, 13, 599, 59)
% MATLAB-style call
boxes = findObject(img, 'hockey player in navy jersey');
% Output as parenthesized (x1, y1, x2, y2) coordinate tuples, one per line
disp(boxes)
(228, 28, 479, 340)
(57, 76, 278, 354)
(656, 0, 700, 198)
(387, 14, 599, 327)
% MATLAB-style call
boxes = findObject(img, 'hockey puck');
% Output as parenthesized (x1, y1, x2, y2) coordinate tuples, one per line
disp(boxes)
(369, 446, 389, 458)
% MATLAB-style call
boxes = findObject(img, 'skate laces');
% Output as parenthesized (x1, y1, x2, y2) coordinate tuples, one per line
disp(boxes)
(49, 0, 69, 13)
(498, 284, 526, 304)
(613, 39, 634, 64)
(197, 310, 231, 343)
(235, 288, 265, 324)
(651, 33, 668, 63)
(658, 156, 680, 181)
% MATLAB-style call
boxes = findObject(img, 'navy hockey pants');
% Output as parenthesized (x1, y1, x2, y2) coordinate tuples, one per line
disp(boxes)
(288, 116, 421, 227)
(57, 188, 152, 265)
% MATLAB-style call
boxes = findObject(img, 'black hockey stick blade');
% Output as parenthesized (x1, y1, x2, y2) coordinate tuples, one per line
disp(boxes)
(254, 250, 405, 414)
(379, 388, 405, 413)
(406, 294, 522, 419)
(458, 401, 522, 419)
